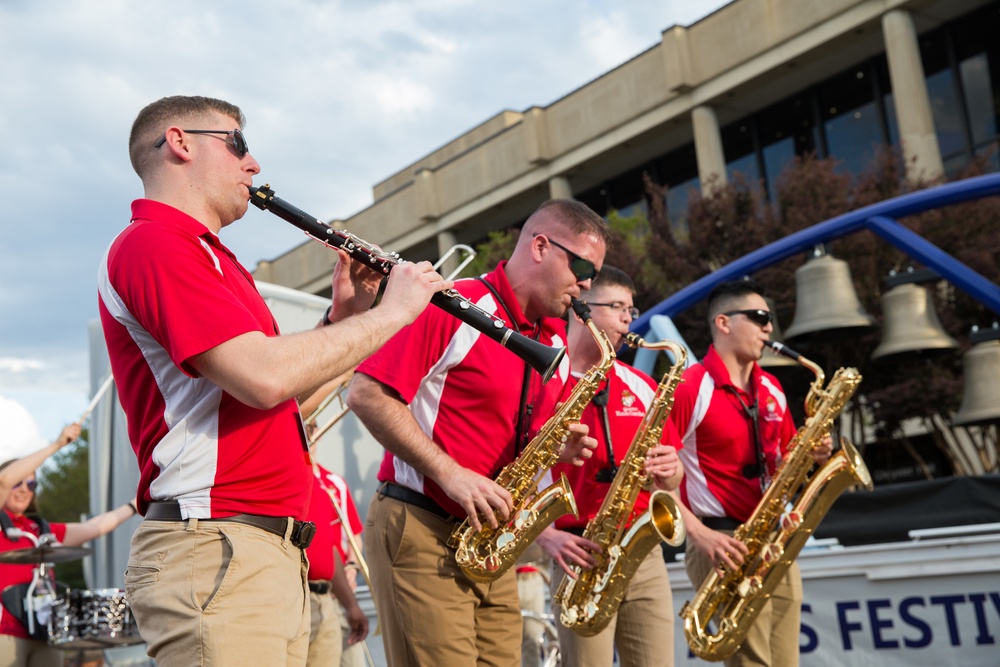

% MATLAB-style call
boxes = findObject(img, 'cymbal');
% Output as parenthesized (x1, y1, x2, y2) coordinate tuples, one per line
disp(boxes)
(0, 545, 92, 564)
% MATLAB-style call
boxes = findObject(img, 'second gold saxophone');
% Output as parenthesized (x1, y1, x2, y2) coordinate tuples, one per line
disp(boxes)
(449, 298, 616, 582)
(555, 335, 687, 636)
(680, 341, 873, 661)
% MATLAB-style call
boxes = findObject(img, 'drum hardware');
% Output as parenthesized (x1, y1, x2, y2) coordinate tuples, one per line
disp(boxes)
(0, 530, 91, 564)
(785, 245, 877, 343)
(49, 588, 142, 649)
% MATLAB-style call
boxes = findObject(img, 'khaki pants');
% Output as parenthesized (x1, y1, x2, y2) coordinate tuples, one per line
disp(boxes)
(0, 635, 61, 667)
(334, 601, 366, 667)
(684, 533, 802, 667)
(125, 518, 310, 667)
(365, 493, 521, 667)
(553, 548, 674, 667)
(308, 590, 344, 666)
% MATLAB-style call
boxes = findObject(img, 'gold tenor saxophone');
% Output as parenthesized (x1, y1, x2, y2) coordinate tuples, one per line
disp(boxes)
(680, 341, 873, 661)
(555, 335, 687, 636)
(449, 299, 616, 582)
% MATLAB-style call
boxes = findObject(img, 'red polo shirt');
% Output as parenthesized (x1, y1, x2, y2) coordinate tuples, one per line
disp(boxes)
(98, 199, 312, 520)
(305, 465, 363, 580)
(553, 361, 684, 531)
(357, 262, 570, 518)
(672, 345, 797, 523)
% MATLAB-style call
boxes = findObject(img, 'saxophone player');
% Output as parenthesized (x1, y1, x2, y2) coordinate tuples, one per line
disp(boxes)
(345, 200, 610, 667)
(536, 266, 685, 667)
(671, 279, 833, 667)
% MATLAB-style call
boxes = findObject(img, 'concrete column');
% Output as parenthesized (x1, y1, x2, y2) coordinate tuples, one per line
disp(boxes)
(415, 168, 440, 222)
(436, 229, 459, 278)
(692, 105, 728, 194)
(882, 9, 944, 181)
(523, 107, 551, 165)
(548, 176, 573, 200)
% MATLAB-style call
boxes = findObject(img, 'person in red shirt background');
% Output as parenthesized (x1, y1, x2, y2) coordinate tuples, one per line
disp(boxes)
(0, 422, 138, 667)
(347, 199, 610, 667)
(671, 279, 832, 667)
(537, 266, 685, 667)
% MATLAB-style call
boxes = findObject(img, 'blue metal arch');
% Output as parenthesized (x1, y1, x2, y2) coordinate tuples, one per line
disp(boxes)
(631, 172, 1000, 338)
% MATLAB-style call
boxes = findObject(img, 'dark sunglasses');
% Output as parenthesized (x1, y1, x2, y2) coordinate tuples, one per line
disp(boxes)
(14, 480, 38, 492)
(154, 129, 249, 159)
(587, 301, 640, 319)
(724, 309, 773, 328)
(534, 234, 599, 281)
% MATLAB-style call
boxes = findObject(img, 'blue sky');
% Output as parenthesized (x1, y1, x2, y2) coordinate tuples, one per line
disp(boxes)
(0, 0, 730, 459)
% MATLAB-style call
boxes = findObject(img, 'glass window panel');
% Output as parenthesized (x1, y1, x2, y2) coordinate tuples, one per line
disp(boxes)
(926, 68, 966, 159)
(762, 137, 795, 201)
(726, 153, 761, 186)
(665, 176, 699, 237)
(960, 53, 997, 146)
(824, 101, 884, 174)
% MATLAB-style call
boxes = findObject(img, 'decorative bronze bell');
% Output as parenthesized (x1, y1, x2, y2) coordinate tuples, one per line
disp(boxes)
(785, 252, 876, 343)
(953, 337, 1000, 426)
(871, 283, 958, 360)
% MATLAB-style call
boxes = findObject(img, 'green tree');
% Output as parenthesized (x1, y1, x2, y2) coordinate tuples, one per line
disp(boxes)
(36, 431, 90, 590)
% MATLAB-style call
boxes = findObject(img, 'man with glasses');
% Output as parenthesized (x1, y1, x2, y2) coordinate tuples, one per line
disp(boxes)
(346, 199, 611, 667)
(670, 279, 832, 667)
(98, 95, 451, 667)
(536, 265, 685, 667)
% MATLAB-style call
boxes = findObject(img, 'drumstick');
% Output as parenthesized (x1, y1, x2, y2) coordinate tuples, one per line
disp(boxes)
(80, 372, 115, 422)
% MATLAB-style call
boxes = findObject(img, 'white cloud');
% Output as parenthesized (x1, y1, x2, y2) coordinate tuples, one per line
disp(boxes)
(0, 396, 45, 463)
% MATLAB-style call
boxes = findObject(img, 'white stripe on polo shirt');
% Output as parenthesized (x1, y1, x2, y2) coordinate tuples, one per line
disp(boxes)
(677, 369, 728, 519)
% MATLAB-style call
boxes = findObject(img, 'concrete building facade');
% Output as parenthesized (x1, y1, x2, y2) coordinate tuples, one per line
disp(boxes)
(253, 0, 999, 296)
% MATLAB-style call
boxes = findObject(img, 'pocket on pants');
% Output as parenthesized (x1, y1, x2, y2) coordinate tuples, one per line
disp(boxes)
(124, 565, 161, 596)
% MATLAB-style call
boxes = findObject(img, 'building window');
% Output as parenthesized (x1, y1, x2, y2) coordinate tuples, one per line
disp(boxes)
(819, 66, 888, 175)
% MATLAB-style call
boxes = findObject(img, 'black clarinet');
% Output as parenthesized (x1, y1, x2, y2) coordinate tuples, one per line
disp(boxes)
(248, 184, 565, 383)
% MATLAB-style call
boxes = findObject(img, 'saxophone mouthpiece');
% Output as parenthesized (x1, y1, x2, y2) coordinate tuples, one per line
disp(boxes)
(766, 340, 801, 361)
(571, 297, 593, 322)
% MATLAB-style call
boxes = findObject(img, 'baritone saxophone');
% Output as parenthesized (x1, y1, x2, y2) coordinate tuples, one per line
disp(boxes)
(680, 341, 873, 661)
(555, 334, 687, 636)
(449, 298, 616, 582)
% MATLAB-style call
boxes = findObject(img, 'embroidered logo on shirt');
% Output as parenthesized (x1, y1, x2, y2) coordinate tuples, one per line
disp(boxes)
(621, 389, 636, 408)
(762, 395, 782, 422)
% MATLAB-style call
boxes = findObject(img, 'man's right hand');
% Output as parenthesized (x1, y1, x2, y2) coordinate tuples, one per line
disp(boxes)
(439, 467, 513, 532)
(380, 261, 453, 325)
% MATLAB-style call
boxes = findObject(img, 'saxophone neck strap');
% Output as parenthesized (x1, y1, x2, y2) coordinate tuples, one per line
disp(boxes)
(724, 383, 769, 492)
(477, 277, 535, 455)
(592, 383, 618, 483)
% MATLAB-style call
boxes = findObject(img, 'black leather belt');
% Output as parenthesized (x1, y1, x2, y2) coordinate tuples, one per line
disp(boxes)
(308, 580, 332, 595)
(144, 501, 316, 549)
(563, 526, 586, 537)
(699, 516, 742, 531)
(378, 482, 455, 522)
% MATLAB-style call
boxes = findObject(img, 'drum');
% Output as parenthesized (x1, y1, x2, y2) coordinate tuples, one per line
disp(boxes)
(48, 588, 142, 649)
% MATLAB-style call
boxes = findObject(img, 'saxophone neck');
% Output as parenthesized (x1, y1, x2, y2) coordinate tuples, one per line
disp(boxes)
(765, 341, 825, 414)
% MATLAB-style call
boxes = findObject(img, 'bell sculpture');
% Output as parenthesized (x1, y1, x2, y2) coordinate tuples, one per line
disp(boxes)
(871, 283, 958, 360)
(785, 250, 876, 343)
(953, 326, 1000, 426)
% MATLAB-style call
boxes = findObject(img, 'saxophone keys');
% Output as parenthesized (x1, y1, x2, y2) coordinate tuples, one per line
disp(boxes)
(736, 575, 763, 598)
(496, 531, 517, 551)
(584, 598, 600, 619)
(483, 554, 502, 573)
(513, 509, 535, 530)
(780, 511, 803, 532)
(561, 607, 579, 626)
(761, 542, 784, 565)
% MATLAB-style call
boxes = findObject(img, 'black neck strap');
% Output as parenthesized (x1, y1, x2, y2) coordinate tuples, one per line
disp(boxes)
(724, 381, 768, 492)
(477, 277, 535, 454)
(592, 383, 618, 483)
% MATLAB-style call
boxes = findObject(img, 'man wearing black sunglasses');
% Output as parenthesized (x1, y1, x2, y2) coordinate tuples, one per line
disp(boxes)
(100, 95, 452, 667)
(347, 198, 611, 667)
(670, 280, 832, 667)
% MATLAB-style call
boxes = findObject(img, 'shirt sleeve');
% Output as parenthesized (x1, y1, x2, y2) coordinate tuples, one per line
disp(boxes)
(108, 223, 267, 375)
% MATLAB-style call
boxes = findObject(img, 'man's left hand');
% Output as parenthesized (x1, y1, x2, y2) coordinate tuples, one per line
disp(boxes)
(558, 422, 597, 466)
